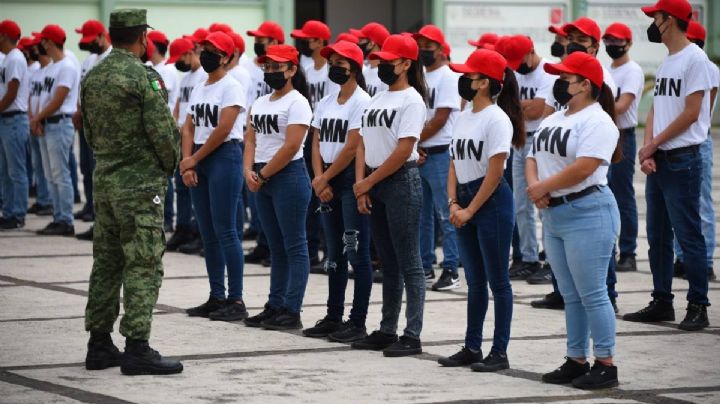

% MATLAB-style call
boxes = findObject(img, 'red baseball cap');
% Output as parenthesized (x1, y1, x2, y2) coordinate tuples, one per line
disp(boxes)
(257, 44, 299, 65)
(247, 21, 285, 44)
(413, 24, 445, 46)
(369, 34, 419, 61)
(494, 35, 534, 71)
(544, 51, 603, 88)
(335, 32, 359, 44)
(360, 22, 390, 46)
(467, 32, 498, 48)
(227, 31, 245, 54)
(603, 23, 633, 41)
(564, 17, 602, 42)
(349, 28, 365, 39)
(184, 28, 209, 44)
(209, 23, 233, 34)
(449, 49, 507, 82)
(686, 21, 706, 41)
(17, 37, 34, 51)
(201, 31, 235, 56)
(147, 30, 169, 45)
(166, 37, 195, 64)
(0, 20, 21, 41)
(75, 20, 106, 44)
(642, 0, 693, 22)
(145, 39, 156, 60)
(291, 20, 331, 41)
(33, 24, 66, 45)
(548, 24, 568, 37)
(321, 40, 364, 67)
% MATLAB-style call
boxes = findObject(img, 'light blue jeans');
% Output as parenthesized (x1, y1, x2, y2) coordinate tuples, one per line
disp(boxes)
(39, 118, 75, 224)
(0, 113, 30, 219)
(512, 140, 539, 262)
(542, 186, 619, 358)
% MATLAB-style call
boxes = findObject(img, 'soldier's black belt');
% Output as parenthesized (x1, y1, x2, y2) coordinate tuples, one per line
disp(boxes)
(548, 185, 602, 208)
(43, 114, 72, 124)
(654, 144, 699, 159)
(0, 110, 25, 118)
(419, 144, 449, 155)
(365, 161, 417, 176)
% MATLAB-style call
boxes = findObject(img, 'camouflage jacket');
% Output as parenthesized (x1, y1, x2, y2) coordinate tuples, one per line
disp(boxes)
(81, 47, 179, 198)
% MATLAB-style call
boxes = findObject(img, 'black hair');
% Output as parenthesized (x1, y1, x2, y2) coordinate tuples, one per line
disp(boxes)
(661, 12, 689, 32)
(153, 41, 167, 57)
(406, 59, 428, 104)
(487, 67, 525, 148)
(348, 59, 367, 92)
(288, 62, 310, 101)
(692, 39, 705, 49)
(109, 26, 145, 46)
(590, 81, 622, 163)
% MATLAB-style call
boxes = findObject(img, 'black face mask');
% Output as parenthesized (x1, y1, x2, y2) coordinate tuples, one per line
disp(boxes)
(29, 50, 39, 62)
(264, 71, 288, 90)
(605, 45, 627, 60)
(140, 52, 150, 64)
(175, 60, 191, 72)
(457, 76, 478, 101)
(328, 65, 350, 85)
(552, 79, 579, 106)
(419, 50, 436, 67)
(360, 43, 372, 59)
(566, 42, 588, 55)
(87, 42, 102, 55)
(78, 42, 90, 52)
(647, 19, 668, 43)
(296, 40, 313, 57)
(200, 50, 222, 73)
(551, 41, 565, 57)
(517, 62, 533, 75)
(378, 63, 400, 86)
(37, 44, 47, 56)
(254, 43, 266, 57)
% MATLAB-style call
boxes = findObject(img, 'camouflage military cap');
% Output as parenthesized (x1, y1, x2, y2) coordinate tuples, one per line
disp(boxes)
(109, 9, 153, 30)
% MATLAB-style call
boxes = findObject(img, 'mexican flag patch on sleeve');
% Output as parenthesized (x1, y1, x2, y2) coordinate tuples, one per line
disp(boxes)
(151, 79, 165, 92)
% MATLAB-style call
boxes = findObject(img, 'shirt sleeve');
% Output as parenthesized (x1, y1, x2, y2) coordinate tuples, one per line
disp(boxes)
(4, 55, 26, 83)
(575, 118, 619, 165)
(221, 81, 246, 113)
(349, 95, 370, 130)
(621, 66, 644, 98)
(684, 54, 713, 96)
(397, 99, 427, 139)
(55, 62, 78, 91)
(287, 95, 313, 126)
(141, 71, 180, 176)
(433, 72, 461, 110)
(486, 113, 513, 158)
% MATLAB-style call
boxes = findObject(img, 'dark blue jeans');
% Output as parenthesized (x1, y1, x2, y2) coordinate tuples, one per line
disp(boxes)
(608, 128, 638, 257)
(646, 148, 709, 306)
(190, 141, 245, 301)
(456, 177, 514, 353)
(255, 159, 311, 314)
(320, 165, 372, 327)
(174, 168, 196, 231)
(369, 165, 425, 339)
(504, 148, 521, 261)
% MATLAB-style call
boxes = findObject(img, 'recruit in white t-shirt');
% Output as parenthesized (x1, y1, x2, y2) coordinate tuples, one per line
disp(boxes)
(29, 63, 50, 116)
(187, 74, 246, 144)
(528, 102, 619, 197)
(422, 64, 460, 147)
(246, 62, 272, 107)
(360, 86, 427, 168)
(516, 59, 555, 132)
(305, 63, 340, 110)
(608, 59, 644, 129)
(363, 64, 388, 98)
(311, 86, 371, 164)
(177, 67, 208, 126)
(228, 64, 252, 133)
(544, 64, 618, 112)
(251, 89, 313, 163)
(451, 104, 512, 184)
(154, 61, 179, 112)
(38, 56, 79, 115)
(704, 59, 719, 121)
(0, 48, 29, 112)
(652, 43, 712, 150)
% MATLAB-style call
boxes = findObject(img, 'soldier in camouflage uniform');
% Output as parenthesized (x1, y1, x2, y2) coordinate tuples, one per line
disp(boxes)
(81, 9, 183, 376)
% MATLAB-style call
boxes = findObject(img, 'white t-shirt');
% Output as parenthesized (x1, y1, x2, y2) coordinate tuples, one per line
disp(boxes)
(300, 54, 313, 72)
(529, 102, 619, 197)
(64, 49, 80, 70)
(305, 63, 340, 110)
(544, 64, 618, 112)
(188, 74, 246, 144)
(0, 48, 29, 112)
(363, 64, 388, 98)
(154, 61, 179, 112)
(361, 87, 426, 168)
(246, 62, 272, 107)
(422, 64, 460, 147)
(608, 60, 644, 129)
(251, 89, 313, 163)
(705, 59, 719, 121)
(29, 63, 51, 115)
(652, 43, 712, 150)
(311, 87, 371, 164)
(80, 53, 98, 80)
(177, 67, 208, 126)
(517, 59, 555, 132)
(451, 104, 512, 184)
(229, 64, 252, 127)
(39, 56, 79, 115)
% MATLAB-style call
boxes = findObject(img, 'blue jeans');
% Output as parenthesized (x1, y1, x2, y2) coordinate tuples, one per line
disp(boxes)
(255, 159, 311, 314)
(0, 114, 30, 219)
(174, 168, 196, 231)
(647, 148, 709, 305)
(456, 177, 514, 353)
(608, 128, 638, 257)
(419, 150, 459, 273)
(543, 186, 619, 358)
(369, 165, 425, 339)
(512, 140, 539, 262)
(190, 142, 245, 301)
(320, 165, 372, 327)
(39, 118, 75, 224)
(29, 134, 51, 206)
(673, 135, 715, 268)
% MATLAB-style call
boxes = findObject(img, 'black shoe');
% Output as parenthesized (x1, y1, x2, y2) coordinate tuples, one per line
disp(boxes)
(28, 202, 47, 214)
(166, 228, 196, 252)
(82, 212, 95, 222)
(678, 303, 709, 331)
(542, 358, 590, 384)
(510, 261, 540, 280)
(616, 255, 637, 272)
(471, 351, 510, 372)
(310, 257, 327, 274)
(531, 292, 565, 310)
(186, 296, 226, 318)
(163, 223, 173, 233)
(76, 226, 94, 241)
(673, 259, 685, 278)
(351, 330, 398, 351)
(527, 263, 553, 285)
(35, 204, 54, 216)
(710, 268, 717, 281)
(509, 258, 523, 274)
(303, 317, 342, 338)
(383, 335, 422, 357)
(539, 250, 547, 261)
(85, 332, 122, 370)
(245, 245, 270, 264)
(244, 304, 280, 328)
(261, 258, 271, 267)
(328, 321, 368, 343)
(432, 270, 461, 291)
(74, 194, 82, 204)
(37, 221, 74, 236)
(242, 228, 258, 241)
(120, 339, 183, 376)
(177, 238, 203, 255)
(622, 299, 674, 323)
(438, 346, 483, 367)
(74, 208, 88, 219)
(261, 308, 302, 330)
(208, 300, 249, 322)
(424, 270, 435, 285)
(0, 216, 24, 230)
(571, 361, 618, 390)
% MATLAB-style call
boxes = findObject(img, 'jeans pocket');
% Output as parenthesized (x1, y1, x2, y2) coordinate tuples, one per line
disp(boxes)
(666, 153, 699, 173)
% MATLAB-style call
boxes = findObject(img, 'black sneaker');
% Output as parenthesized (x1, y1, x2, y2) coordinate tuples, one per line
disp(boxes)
(244, 304, 280, 328)
(351, 330, 398, 350)
(245, 245, 270, 264)
(74, 208, 89, 219)
(531, 291, 565, 310)
(424, 270, 435, 285)
(74, 194, 82, 204)
(471, 351, 510, 372)
(383, 335, 422, 357)
(186, 296, 226, 318)
(82, 212, 96, 222)
(432, 270, 461, 291)
(242, 228, 258, 241)
(85, 332, 122, 370)
(673, 259, 685, 278)
(303, 317, 342, 338)
(0, 216, 24, 230)
(542, 358, 590, 384)
(510, 261, 540, 280)
(678, 303, 709, 331)
(76, 226, 94, 241)
(509, 258, 523, 274)
(571, 361, 618, 390)
(622, 299, 674, 323)
(178, 237, 203, 255)
(37, 221, 74, 236)
(166, 228, 196, 252)
(527, 263, 553, 285)
(616, 255, 637, 272)
(328, 321, 367, 343)
(438, 346, 483, 367)
(120, 339, 183, 376)
(28, 202, 50, 215)
(208, 300, 249, 322)
(35, 204, 54, 216)
(261, 308, 302, 330)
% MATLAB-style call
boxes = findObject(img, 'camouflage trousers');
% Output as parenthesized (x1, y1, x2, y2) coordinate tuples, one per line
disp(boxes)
(84, 191, 166, 340)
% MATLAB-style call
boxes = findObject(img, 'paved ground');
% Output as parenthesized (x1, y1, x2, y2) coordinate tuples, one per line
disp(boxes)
(1, 131, 720, 404)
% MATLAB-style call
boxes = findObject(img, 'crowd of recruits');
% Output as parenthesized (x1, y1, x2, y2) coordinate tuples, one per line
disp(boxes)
(0, 0, 717, 387)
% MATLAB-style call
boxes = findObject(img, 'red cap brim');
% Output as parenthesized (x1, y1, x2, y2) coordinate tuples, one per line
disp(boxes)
(467, 39, 481, 47)
(448, 63, 476, 74)
(349, 28, 365, 38)
(505, 57, 522, 71)
(368, 50, 401, 61)
(79, 34, 99, 44)
(257, 54, 294, 64)
(166, 54, 180, 64)
(246, 29, 268, 38)
(543, 62, 576, 77)
(641, 5, 660, 17)
(290, 29, 312, 39)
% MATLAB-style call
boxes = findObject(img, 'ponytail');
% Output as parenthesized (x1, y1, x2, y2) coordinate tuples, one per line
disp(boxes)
(593, 82, 622, 163)
(407, 60, 428, 105)
(494, 67, 526, 148)
(348, 60, 368, 92)
(290, 62, 310, 102)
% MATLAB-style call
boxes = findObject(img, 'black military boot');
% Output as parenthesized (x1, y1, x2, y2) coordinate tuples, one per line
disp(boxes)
(85, 332, 122, 370)
(120, 339, 183, 376)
